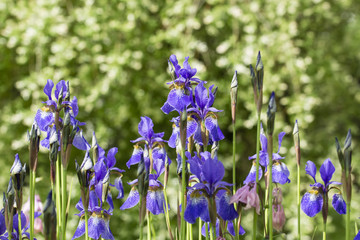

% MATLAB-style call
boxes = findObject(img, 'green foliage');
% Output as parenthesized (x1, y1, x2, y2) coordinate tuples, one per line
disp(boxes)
(0, 0, 360, 239)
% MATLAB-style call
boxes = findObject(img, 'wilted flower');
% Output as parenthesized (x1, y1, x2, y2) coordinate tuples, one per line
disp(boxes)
(230, 182, 260, 215)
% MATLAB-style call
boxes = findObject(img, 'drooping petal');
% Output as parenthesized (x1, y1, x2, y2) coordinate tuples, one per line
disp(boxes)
(227, 221, 245, 236)
(243, 163, 263, 184)
(319, 158, 335, 186)
(301, 190, 323, 217)
(187, 116, 198, 138)
(216, 191, 238, 221)
(204, 116, 225, 142)
(168, 121, 179, 148)
(35, 108, 54, 132)
(126, 145, 143, 169)
(99, 217, 114, 240)
(305, 161, 317, 182)
(184, 192, 210, 224)
(167, 88, 191, 113)
(120, 188, 140, 210)
(332, 193, 346, 215)
(72, 219, 85, 239)
(272, 162, 290, 184)
(146, 187, 166, 215)
(73, 130, 91, 151)
(161, 101, 175, 115)
(88, 215, 106, 240)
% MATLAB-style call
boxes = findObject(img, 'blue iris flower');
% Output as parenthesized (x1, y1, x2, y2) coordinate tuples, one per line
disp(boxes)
(184, 152, 237, 224)
(161, 55, 202, 114)
(248, 125, 290, 184)
(0, 210, 41, 240)
(301, 159, 346, 217)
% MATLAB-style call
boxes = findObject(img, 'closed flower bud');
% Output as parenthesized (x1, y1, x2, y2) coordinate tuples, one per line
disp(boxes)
(230, 71, 238, 122)
(343, 129, 352, 174)
(266, 92, 276, 136)
(62, 112, 71, 150)
(29, 122, 41, 171)
(293, 120, 301, 166)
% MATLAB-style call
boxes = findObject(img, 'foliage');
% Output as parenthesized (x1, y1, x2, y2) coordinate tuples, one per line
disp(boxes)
(0, 0, 360, 239)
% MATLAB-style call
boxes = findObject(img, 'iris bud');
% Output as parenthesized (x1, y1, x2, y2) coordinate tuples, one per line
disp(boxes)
(266, 92, 276, 136)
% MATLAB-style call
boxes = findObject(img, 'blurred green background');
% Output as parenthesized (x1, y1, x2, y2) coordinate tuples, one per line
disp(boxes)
(1, 0, 360, 239)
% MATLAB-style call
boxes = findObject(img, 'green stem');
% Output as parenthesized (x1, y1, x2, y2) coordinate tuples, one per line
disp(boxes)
(189, 223, 193, 240)
(233, 220, 239, 240)
(323, 219, 326, 240)
(139, 197, 144, 240)
(61, 165, 67, 240)
(147, 211, 151, 240)
(29, 170, 35, 240)
(180, 144, 187, 240)
(346, 199, 351, 240)
(199, 219, 202, 240)
(84, 210, 89, 240)
(253, 113, 261, 240)
(18, 209, 22, 239)
(205, 222, 209, 240)
(56, 159, 61, 240)
(297, 163, 301, 240)
(268, 135, 273, 240)
(210, 222, 216, 240)
(232, 121, 236, 196)
(163, 186, 173, 240)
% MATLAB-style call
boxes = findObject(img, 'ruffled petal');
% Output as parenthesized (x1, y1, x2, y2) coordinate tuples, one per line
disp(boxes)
(146, 188, 166, 215)
(88, 215, 106, 240)
(35, 108, 54, 132)
(161, 101, 175, 115)
(126, 145, 143, 169)
(72, 219, 85, 239)
(167, 88, 191, 113)
(204, 116, 224, 142)
(184, 193, 210, 224)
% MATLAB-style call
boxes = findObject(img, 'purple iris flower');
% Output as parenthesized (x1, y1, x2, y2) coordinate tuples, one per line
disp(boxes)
(120, 174, 168, 215)
(0, 210, 40, 240)
(127, 117, 170, 175)
(301, 159, 346, 217)
(187, 82, 225, 144)
(72, 191, 114, 240)
(167, 116, 198, 149)
(184, 152, 237, 223)
(248, 126, 290, 184)
(161, 55, 202, 114)
(35, 79, 90, 151)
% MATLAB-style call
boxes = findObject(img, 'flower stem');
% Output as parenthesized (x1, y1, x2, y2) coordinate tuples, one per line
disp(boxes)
(147, 211, 151, 240)
(253, 113, 261, 240)
(29, 170, 35, 240)
(189, 222, 193, 240)
(205, 222, 209, 240)
(297, 163, 301, 240)
(61, 165, 67, 240)
(163, 186, 173, 240)
(180, 110, 187, 240)
(210, 222, 216, 240)
(56, 158, 62, 240)
(84, 209, 89, 240)
(139, 196, 144, 240)
(18, 209, 22, 239)
(323, 219, 327, 240)
(268, 135, 273, 240)
(232, 121, 236, 196)
(199, 219, 202, 240)
(346, 196, 351, 240)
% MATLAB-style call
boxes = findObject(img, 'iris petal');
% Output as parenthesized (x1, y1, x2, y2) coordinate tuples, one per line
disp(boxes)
(301, 191, 323, 217)
(320, 158, 335, 186)
(332, 193, 346, 215)
(184, 193, 210, 224)
(120, 188, 140, 210)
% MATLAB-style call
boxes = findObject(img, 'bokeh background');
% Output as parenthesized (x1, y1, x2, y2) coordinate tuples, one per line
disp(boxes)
(1, 0, 360, 239)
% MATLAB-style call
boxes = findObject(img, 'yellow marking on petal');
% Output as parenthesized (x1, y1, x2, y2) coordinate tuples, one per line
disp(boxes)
(309, 189, 319, 195)
(41, 106, 51, 112)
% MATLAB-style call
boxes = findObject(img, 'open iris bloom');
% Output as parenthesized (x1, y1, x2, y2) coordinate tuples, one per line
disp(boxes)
(120, 173, 168, 215)
(72, 191, 114, 240)
(161, 55, 202, 114)
(126, 116, 170, 175)
(248, 126, 290, 184)
(35, 79, 90, 151)
(184, 151, 240, 237)
(0, 210, 40, 240)
(201, 219, 245, 238)
(187, 82, 225, 145)
(301, 159, 346, 218)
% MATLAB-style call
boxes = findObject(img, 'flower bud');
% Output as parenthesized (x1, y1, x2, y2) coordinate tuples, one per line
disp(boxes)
(168, 60, 176, 80)
(343, 129, 352, 174)
(230, 71, 238, 123)
(62, 112, 71, 150)
(266, 92, 276, 136)
(43, 190, 56, 240)
(137, 153, 149, 197)
(10, 154, 25, 211)
(92, 131, 99, 163)
(29, 122, 41, 171)
(65, 81, 70, 102)
(293, 120, 301, 166)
